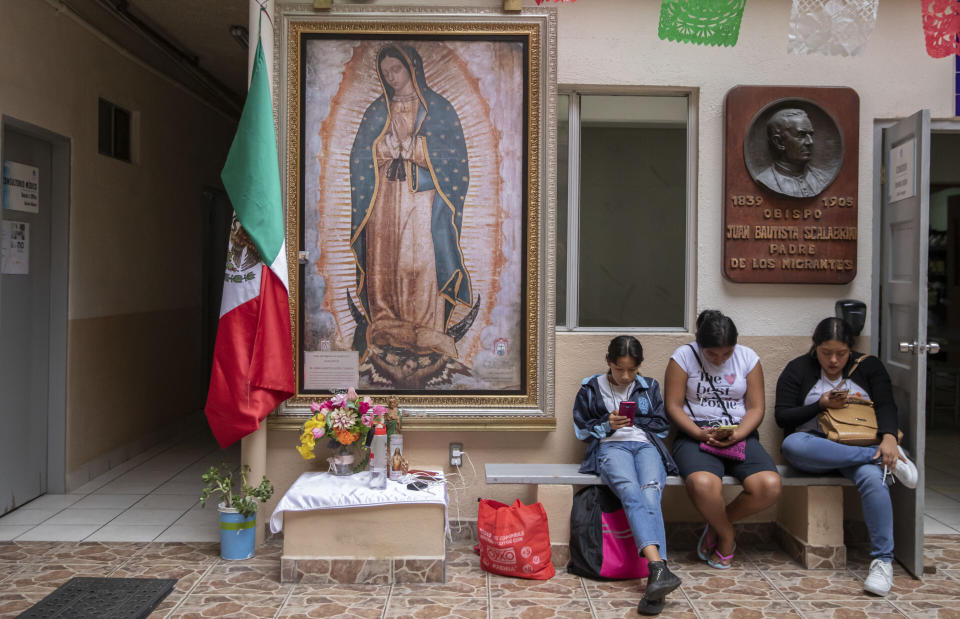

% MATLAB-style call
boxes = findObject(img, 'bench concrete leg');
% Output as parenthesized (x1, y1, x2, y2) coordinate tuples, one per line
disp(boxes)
(776, 486, 846, 569)
(537, 484, 572, 568)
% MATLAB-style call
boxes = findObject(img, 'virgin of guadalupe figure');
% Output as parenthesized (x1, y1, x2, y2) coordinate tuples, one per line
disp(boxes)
(349, 44, 472, 365)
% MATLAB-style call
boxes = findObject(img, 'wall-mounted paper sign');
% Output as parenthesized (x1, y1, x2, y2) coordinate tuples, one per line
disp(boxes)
(303, 351, 360, 391)
(1, 220, 29, 275)
(889, 138, 916, 204)
(2, 161, 40, 214)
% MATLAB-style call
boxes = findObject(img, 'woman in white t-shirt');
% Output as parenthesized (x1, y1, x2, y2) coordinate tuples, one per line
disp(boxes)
(664, 310, 782, 569)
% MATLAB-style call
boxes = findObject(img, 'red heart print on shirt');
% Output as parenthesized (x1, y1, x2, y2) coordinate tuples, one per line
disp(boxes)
(724, 374, 736, 385)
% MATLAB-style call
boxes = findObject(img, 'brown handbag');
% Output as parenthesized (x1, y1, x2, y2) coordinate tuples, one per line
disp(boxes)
(817, 355, 892, 446)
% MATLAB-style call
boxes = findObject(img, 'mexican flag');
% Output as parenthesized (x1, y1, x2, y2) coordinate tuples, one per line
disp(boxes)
(205, 33, 294, 447)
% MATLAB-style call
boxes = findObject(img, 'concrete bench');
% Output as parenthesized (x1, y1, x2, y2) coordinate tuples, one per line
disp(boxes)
(485, 463, 852, 569)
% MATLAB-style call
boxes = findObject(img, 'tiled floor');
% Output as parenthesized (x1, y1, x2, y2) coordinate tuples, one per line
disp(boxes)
(2, 535, 960, 618)
(1, 427, 960, 616)
(0, 434, 239, 543)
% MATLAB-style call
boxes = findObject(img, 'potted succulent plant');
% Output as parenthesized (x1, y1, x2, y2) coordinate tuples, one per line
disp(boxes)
(200, 463, 274, 560)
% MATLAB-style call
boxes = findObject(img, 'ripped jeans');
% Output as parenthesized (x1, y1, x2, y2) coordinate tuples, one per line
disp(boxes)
(598, 440, 668, 558)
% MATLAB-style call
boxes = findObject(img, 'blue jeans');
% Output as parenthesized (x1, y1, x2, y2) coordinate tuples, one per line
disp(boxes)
(598, 441, 668, 559)
(781, 432, 893, 562)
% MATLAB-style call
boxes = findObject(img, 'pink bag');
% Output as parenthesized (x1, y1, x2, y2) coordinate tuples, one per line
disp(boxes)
(699, 440, 746, 461)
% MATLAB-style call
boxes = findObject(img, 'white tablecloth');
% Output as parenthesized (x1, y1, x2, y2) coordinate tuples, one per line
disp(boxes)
(269, 470, 448, 534)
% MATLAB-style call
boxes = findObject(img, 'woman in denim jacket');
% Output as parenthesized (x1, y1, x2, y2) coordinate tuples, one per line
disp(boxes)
(573, 336, 681, 616)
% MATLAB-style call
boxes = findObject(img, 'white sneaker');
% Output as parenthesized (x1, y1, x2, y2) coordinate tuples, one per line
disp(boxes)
(863, 558, 893, 596)
(892, 446, 918, 489)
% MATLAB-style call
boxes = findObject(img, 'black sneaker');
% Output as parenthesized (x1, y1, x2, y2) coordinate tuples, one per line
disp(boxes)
(636, 596, 665, 615)
(643, 560, 682, 600)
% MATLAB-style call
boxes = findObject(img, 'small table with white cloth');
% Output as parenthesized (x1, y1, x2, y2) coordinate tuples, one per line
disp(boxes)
(271, 469, 449, 584)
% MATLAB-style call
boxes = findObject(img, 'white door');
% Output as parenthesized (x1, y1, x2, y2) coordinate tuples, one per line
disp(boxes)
(879, 110, 930, 578)
(0, 127, 52, 511)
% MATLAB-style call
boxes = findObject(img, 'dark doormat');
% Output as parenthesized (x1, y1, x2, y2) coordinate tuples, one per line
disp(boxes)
(17, 577, 177, 619)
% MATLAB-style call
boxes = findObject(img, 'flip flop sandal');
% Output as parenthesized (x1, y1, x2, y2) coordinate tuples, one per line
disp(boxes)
(696, 524, 716, 562)
(707, 544, 736, 570)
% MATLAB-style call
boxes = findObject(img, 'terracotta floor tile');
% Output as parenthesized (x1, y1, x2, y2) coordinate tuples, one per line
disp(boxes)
(791, 599, 906, 618)
(292, 581, 391, 596)
(488, 570, 587, 599)
(0, 591, 48, 617)
(763, 569, 866, 600)
(190, 562, 293, 596)
(489, 596, 593, 618)
(679, 567, 784, 600)
(0, 563, 21, 583)
(589, 595, 697, 619)
(43, 541, 143, 564)
(580, 576, 646, 600)
(163, 593, 289, 618)
(0, 542, 59, 563)
(690, 599, 802, 618)
(135, 541, 221, 565)
(889, 599, 960, 618)
(384, 595, 488, 619)
(390, 565, 487, 597)
(111, 560, 212, 594)
(0, 562, 118, 595)
(278, 593, 388, 618)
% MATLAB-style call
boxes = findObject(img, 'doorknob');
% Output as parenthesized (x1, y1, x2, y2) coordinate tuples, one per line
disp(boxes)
(899, 340, 942, 355)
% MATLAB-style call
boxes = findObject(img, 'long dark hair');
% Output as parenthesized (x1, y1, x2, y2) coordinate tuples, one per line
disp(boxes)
(606, 335, 643, 366)
(695, 310, 738, 349)
(809, 317, 855, 356)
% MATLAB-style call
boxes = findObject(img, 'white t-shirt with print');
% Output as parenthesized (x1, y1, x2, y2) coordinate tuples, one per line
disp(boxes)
(670, 342, 759, 425)
(796, 372, 870, 434)
(597, 374, 649, 444)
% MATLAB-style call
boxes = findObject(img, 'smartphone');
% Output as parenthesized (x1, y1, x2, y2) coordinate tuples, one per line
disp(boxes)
(618, 401, 637, 423)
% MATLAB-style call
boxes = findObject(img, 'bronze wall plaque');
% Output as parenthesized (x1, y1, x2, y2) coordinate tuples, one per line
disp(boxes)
(724, 86, 859, 284)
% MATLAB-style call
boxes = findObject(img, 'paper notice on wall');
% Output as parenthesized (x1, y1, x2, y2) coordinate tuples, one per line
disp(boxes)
(1, 220, 29, 275)
(303, 351, 360, 391)
(2, 161, 40, 213)
(889, 138, 916, 204)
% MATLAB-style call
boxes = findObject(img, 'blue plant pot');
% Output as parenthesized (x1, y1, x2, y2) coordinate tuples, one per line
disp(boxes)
(218, 504, 256, 560)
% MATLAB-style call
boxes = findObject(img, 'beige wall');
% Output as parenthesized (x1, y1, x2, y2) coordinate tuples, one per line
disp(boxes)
(262, 0, 950, 528)
(0, 1, 235, 483)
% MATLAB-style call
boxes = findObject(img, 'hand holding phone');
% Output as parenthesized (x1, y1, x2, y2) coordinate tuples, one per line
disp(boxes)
(618, 401, 637, 423)
(712, 425, 737, 440)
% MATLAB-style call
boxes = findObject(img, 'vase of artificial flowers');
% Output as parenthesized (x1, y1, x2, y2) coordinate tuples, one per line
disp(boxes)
(298, 387, 388, 476)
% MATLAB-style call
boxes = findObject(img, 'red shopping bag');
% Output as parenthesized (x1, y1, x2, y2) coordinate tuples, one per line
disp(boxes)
(475, 498, 555, 580)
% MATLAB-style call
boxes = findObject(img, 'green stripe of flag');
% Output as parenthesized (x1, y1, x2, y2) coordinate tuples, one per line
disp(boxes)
(220, 36, 284, 265)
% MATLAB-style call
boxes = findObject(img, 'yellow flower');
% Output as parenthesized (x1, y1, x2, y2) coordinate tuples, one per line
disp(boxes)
(304, 416, 324, 432)
(297, 444, 316, 460)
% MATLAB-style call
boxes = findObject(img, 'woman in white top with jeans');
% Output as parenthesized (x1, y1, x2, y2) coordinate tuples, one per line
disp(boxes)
(664, 310, 782, 569)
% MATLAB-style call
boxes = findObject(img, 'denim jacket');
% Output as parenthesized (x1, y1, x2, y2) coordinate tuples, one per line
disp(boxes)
(573, 374, 679, 476)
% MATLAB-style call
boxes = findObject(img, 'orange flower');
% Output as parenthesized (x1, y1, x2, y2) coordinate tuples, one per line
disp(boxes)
(334, 429, 359, 445)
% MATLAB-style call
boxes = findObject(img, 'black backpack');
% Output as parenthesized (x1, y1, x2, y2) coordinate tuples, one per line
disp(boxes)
(567, 485, 649, 580)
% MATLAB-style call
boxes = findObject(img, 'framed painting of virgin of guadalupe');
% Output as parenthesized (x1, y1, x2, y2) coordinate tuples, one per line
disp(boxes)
(280, 9, 556, 427)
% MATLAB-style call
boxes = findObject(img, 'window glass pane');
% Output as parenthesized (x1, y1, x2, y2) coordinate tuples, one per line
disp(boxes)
(577, 95, 686, 328)
(556, 95, 569, 326)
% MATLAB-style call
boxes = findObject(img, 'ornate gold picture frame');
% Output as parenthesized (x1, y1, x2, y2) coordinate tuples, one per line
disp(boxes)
(276, 7, 556, 429)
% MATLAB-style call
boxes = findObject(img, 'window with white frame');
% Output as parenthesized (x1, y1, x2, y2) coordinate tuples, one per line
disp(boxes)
(557, 93, 690, 329)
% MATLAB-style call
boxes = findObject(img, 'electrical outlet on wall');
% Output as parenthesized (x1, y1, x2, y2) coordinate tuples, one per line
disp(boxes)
(449, 442, 463, 467)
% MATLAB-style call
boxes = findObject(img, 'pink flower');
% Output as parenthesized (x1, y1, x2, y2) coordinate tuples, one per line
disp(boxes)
(358, 400, 370, 414)
(371, 404, 387, 416)
(310, 401, 321, 412)
(361, 412, 374, 427)
(311, 426, 325, 439)
(330, 393, 347, 408)
(320, 399, 334, 411)
(347, 387, 359, 401)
